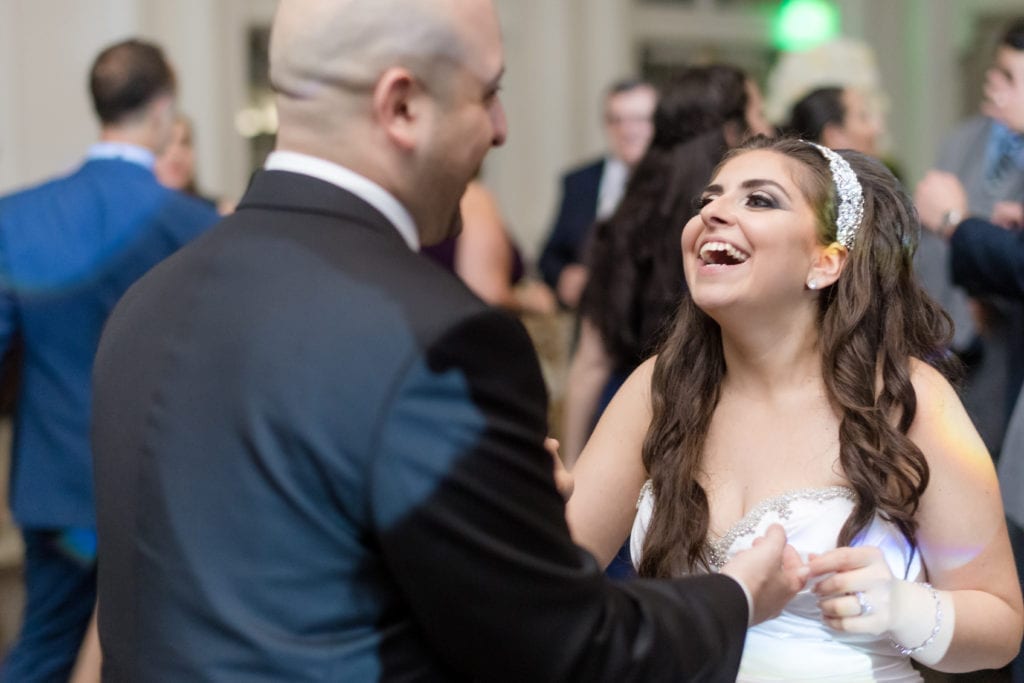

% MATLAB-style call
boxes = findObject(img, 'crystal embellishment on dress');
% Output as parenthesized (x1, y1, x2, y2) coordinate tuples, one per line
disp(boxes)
(705, 486, 856, 570)
(636, 479, 653, 510)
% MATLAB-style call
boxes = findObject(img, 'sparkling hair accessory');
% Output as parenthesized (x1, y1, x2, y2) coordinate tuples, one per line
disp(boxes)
(803, 141, 864, 250)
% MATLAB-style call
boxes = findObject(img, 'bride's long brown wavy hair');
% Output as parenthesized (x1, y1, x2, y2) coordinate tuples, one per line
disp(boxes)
(637, 136, 957, 577)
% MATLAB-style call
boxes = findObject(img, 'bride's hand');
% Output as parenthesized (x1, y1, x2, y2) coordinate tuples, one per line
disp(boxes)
(808, 546, 898, 635)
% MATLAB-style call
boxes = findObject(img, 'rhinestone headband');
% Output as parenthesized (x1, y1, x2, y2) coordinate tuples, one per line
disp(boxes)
(804, 141, 864, 250)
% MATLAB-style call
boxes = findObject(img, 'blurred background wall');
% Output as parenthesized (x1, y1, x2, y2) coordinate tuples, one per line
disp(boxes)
(0, 0, 1021, 260)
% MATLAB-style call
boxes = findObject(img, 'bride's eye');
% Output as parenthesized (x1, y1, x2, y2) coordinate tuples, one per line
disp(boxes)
(695, 194, 715, 211)
(745, 191, 778, 209)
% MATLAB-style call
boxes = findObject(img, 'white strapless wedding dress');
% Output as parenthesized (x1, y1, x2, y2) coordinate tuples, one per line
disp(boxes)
(632, 481, 924, 682)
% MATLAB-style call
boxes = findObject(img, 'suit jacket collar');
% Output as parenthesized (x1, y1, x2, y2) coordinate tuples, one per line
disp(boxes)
(237, 169, 412, 250)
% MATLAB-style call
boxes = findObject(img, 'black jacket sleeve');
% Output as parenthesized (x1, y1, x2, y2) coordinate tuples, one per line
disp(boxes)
(950, 217, 1024, 299)
(538, 164, 602, 291)
(369, 308, 747, 681)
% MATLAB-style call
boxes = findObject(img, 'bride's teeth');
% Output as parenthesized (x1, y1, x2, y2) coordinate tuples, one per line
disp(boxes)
(699, 241, 749, 263)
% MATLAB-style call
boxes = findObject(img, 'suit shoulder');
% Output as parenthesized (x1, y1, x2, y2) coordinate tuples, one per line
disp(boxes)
(563, 158, 606, 183)
(942, 115, 991, 146)
(0, 167, 82, 210)
(158, 189, 221, 229)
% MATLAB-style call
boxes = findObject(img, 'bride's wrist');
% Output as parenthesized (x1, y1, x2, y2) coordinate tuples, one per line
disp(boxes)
(886, 581, 955, 664)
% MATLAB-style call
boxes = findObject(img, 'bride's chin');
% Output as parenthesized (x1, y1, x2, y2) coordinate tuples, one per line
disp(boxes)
(691, 297, 731, 321)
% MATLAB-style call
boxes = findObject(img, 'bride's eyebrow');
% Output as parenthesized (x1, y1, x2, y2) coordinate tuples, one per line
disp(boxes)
(739, 179, 792, 201)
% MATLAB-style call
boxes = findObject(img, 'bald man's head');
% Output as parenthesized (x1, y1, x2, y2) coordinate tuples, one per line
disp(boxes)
(268, 0, 506, 246)
(270, 0, 468, 104)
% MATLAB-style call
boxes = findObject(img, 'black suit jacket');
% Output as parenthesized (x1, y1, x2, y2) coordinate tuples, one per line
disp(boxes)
(538, 158, 604, 290)
(951, 217, 1024, 298)
(92, 169, 748, 682)
(949, 217, 1024, 417)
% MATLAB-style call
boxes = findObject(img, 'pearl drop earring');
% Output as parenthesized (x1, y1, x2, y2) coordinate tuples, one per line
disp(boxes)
(807, 279, 818, 290)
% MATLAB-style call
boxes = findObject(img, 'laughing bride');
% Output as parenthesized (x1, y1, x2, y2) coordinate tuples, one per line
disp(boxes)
(565, 136, 1023, 681)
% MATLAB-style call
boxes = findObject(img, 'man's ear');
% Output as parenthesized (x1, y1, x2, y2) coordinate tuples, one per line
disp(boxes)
(372, 67, 423, 151)
(807, 242, 847, 289)
(147, 94, 176, 150)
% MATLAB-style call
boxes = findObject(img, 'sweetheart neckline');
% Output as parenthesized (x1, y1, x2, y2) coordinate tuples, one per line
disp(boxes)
(636, 481, 858, 570)
(704, 485, 857, 569)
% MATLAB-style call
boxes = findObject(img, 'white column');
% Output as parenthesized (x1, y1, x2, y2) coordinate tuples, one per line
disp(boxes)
(0, 0, 18, 193)
(576, 0, 633, 156)
(0, 0, 142, 193)
(490, 0, 575, 261)
(141, 0, 230, 198)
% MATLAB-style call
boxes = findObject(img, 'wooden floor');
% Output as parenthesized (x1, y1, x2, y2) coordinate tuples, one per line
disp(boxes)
(0, 561, 24, 657)
(0, 419, 24, 656)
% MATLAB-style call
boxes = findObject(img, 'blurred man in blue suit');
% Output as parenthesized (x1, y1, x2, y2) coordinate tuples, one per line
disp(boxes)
(0, 38, 218, 682)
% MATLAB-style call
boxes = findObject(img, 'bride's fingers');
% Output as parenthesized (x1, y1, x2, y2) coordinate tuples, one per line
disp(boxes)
(813, 566, 890, 597)
(807, 546, 884, 577)
(822, 614, 882, 633)
(818, 594, 865, 619)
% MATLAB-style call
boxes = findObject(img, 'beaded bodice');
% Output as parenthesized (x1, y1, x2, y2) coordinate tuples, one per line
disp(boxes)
(630, 479, 924, 681)
(632, 480, 917, 573)
(703, 485, 855, 569)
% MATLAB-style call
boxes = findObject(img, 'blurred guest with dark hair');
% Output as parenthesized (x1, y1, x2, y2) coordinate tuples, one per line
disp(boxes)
(0, 38, 217, 682)
(562, 64, 772, 473)
(538, 78, 657, 308)
(785, 85, 883, 157)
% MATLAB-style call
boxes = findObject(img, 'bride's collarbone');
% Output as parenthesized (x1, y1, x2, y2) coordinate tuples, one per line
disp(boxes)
(695, 389, 848, 533)
(700, 416, 846, 532)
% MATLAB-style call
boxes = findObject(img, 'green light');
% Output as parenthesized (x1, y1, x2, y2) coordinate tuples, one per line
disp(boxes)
(772, 0, 840, 52)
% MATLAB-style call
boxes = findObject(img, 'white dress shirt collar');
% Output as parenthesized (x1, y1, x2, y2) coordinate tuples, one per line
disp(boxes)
(264, 150, 419, 251)
(597, 156, 629, 220)
(86, 142, 156, 170)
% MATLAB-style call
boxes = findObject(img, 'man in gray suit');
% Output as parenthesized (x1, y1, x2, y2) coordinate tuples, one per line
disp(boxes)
(90, 1, 805, 680)
(916, 28, 1024, 676)
(916, 18, 1024, 455)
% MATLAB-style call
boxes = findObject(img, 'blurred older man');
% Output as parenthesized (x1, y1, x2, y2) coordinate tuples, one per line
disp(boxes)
(539, 78, 657, 307)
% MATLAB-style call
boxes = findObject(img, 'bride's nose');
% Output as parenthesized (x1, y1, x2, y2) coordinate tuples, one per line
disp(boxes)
(700, 196, 736, 229)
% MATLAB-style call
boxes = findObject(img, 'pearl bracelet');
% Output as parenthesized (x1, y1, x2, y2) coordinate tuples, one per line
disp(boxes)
(890, 582, 942, 657)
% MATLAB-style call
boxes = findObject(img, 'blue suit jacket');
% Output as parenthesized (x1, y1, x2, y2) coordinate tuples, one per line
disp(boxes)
(0, 156, 218, 529)
(92, 170, 749, 681)
(538, 158, 604, 289)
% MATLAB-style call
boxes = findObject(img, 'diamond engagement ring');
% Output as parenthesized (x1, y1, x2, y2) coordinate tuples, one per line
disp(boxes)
(856, 591, 873, 616)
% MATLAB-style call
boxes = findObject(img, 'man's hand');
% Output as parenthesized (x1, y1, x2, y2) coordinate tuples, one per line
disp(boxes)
(992, 201, 1024, 230)
(720, 524, 808, 626)
(914, 171, 968, 238)
(545, 438, 573, 500)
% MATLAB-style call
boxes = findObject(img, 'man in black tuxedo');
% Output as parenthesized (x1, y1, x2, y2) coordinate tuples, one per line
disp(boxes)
(538, 78, 657, 308)
(91, 1, 804, 680)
